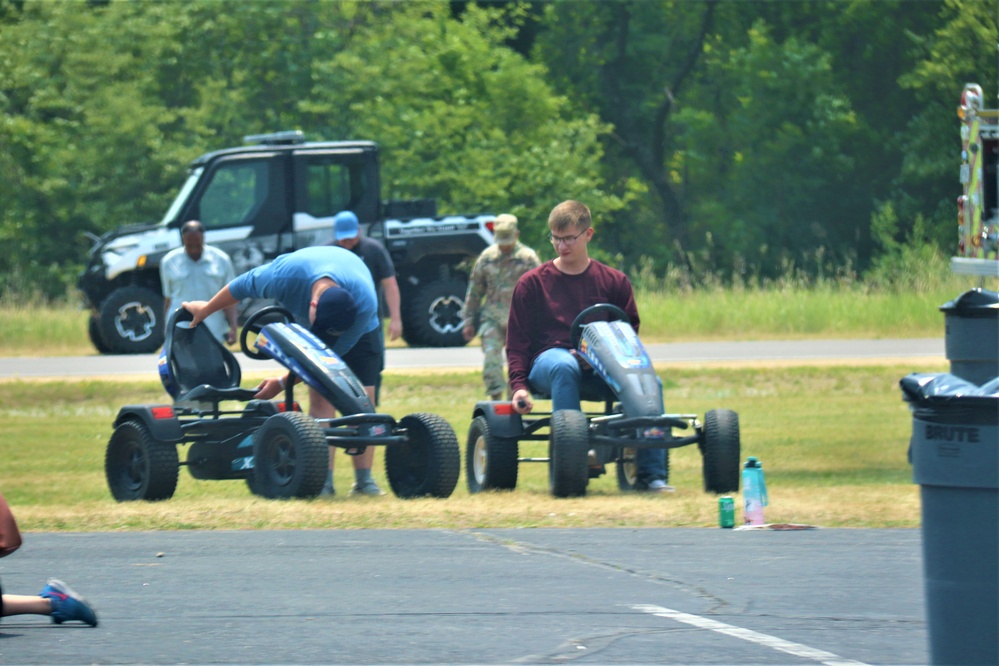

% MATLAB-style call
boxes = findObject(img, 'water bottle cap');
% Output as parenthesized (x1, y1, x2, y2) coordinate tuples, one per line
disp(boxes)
(744, 456, 760, 468)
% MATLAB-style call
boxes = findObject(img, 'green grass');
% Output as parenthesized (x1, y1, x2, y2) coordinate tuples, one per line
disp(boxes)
(0, 363, 943, 531)
(2, 276, 984, 356)
(639, 279, 975, 341)
(1, 271, 979, 530)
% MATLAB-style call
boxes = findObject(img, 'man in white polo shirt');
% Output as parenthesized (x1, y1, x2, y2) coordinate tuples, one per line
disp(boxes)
(160, 220, 238, 345)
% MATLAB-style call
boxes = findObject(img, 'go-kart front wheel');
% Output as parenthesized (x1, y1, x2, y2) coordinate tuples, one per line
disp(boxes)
(616, 447, 638, 491)
(701, 409, 741, 494)
(549, 410, 589, 498)
(386, 413, 460, 498)
(616, 447, 672, 491)
(466, 416, 518, 493)
(105, 420, 179, 501)
(250, 412, 328, 499)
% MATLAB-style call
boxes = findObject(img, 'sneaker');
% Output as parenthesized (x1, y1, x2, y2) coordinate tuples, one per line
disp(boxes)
(350, 480, 386, 496)
(320, 482, 336, 497)
(39, 579, 98, 627)
(643, 479, 675, 493)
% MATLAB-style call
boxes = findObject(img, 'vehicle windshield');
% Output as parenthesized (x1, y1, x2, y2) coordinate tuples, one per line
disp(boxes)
(159, 167, 204, 226)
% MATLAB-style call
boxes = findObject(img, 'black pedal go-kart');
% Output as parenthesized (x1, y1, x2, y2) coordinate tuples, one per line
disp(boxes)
(105, 306, 460, 501)
(466, 304, 741, 498)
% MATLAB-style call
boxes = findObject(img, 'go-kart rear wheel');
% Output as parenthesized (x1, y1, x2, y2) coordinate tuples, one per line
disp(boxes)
(549, 410, 589, 498)
(617, 447, 672, 491)
(701, 409, 741, 493)
(386, 413, 460, 498)
(466, 416, 518, 493)
(250, 412, 328, 499)
(105, 420, 179, 501)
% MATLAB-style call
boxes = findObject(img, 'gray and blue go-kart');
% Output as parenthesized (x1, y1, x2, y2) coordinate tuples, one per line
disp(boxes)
(466, 304, 741, 498)
(105, 306, 460, 501)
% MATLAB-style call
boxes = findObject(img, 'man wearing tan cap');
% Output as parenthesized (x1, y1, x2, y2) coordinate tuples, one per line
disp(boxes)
(462, 214, 541, 400)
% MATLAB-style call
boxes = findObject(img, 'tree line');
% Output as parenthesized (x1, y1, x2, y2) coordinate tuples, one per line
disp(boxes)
(0, 0, 995, 300)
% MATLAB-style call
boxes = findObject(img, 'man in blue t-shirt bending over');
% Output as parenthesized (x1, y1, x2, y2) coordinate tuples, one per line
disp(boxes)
(184, 246, 385, 496)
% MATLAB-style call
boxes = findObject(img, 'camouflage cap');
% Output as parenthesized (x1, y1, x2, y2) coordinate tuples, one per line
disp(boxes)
(493, 214, 519, 245)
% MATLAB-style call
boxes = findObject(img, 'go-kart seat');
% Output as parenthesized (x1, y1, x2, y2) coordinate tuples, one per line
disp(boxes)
(159, 308, 257, 405)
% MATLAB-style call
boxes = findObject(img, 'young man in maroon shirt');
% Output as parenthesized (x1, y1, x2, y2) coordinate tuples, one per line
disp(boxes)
(506, 200, 669, 492)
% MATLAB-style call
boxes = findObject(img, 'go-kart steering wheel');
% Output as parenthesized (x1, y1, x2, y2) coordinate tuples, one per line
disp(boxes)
(570, 303, 631, 349)
(240, 305, 295, 360)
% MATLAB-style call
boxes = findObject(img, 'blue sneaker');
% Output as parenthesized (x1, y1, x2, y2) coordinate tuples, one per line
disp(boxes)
(39, 579, 98, 627)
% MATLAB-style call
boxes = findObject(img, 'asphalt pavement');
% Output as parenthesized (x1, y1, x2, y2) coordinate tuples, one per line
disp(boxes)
(0, 338, 945, 379)
(0, 528, 927, 665)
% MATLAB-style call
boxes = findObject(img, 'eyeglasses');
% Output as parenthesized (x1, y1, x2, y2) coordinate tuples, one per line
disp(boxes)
(547, 228, 589, 246)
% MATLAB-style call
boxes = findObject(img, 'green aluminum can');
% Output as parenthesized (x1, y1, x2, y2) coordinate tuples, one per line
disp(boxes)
(718, 496, 735, 528)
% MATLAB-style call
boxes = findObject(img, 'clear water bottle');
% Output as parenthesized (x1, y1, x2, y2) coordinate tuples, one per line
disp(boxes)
(742, 457, 768, 525)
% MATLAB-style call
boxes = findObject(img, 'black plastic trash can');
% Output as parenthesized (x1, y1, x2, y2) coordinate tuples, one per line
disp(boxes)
(940, 288, 999, 385)
(901, 373, 999, 666)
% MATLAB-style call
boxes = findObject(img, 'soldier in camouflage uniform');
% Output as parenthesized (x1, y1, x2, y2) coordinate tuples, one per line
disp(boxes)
(462, 214, 541, 400)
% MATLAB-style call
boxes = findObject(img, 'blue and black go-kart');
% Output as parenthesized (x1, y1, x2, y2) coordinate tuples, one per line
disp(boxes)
(105, 306, 460, 501)
(466, 304, 742, 498)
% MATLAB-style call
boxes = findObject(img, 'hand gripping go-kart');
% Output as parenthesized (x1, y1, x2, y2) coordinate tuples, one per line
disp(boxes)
(466, 304, 741, 498)
(104, 306, 460, 501)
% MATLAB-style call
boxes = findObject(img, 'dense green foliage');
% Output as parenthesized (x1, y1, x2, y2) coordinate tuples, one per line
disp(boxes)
(0, 0, 995, 299)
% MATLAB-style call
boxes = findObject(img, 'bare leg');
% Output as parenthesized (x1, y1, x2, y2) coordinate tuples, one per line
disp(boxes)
(309, 387, 338, 493)
(2, 595, 51, 616)
(311, 385, 379, 494)
(350, 385, 378, 472)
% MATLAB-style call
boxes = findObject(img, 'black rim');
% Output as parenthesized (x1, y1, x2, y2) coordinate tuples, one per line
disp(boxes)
(397, 439, 429, 487)
(262, 434, 298, 486)
(117, 440, 146, 493)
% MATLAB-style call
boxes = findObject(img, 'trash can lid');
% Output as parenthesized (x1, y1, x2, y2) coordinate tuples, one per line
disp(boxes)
(939, 288, 999, 316)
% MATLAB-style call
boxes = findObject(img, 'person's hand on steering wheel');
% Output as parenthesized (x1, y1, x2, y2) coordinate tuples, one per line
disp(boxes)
(511, 388, 533, 414)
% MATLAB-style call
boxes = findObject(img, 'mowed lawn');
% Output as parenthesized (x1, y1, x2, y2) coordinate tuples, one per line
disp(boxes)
(0, 360, 944, 531)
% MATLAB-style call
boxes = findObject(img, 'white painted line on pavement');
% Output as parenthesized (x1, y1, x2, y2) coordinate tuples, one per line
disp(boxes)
(631, 604, 869, 666)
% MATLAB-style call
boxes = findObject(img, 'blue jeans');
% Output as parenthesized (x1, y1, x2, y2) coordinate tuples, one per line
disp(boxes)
(529, 348, 666, 483)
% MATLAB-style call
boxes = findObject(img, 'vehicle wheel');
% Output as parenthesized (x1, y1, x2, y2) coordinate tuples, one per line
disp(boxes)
(401, 278, 468, 347)
(105, 420, 179, 501)
(702, 409, 741, 493)
(616, 447, 671, 491)
(466, 416, 518, 493)
(98, 286, 165, 354)
(549, 410, 589, 498)
(616, 447, 638, 490)
(251, 412, 328, 499)
(88, 314, 112, 354)
(386, 413, 460, 498)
